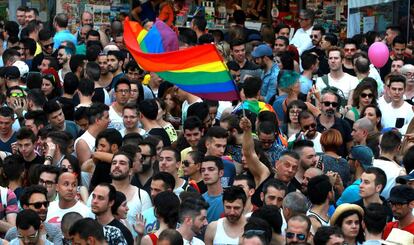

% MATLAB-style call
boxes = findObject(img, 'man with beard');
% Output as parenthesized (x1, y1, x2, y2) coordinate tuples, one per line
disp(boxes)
(10, 210, 54, 245)
(381, 35, 414, 80)
(177, 198, 209, 245)
(251, 44, 279, 103)
(57, 46, 73, 82)
(205, 186, 247, 245)
(97, 53, 113, 90)
(285, 214, 311, 245)
(109, 78, 130, 131)
(5, 185, 62, 243)
(301, 167, 323, 195)
(290, 111, 323, 153)
(131, 141, 157, 194)
(107, 50, 125, 91)
(316, 88, 353, 157)
(306, 175, 333, 235)
(88, 129, 122, 192)
(260, 179, 287, 209)
(110, 152, 152, 237)
(46, 172, 94, 227)
(91, 183, 132, 245)
(383, 185, 414, 238)
(257, 121, 286, 165)
(292, 140, 318, 186)
(341, 38, 358, 76)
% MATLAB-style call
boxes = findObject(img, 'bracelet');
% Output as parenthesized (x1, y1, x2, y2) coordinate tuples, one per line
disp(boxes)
(45, 156, 53, 162)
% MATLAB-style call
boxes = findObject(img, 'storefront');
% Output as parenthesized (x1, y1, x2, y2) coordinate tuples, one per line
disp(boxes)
(347, 0, 411, 40)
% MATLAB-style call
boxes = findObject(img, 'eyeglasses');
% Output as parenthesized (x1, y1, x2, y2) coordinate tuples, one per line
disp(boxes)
(346, 156, 356, 161)
(39, 179, 55, 187)
(303, 123, 316, 131)
(28, 201, 49, 209)
(43, 43, 54, 49)
(360, 93, 374, 99)
(286, 232, 306, 241)
(116, 89, 130, 94)
(322, 101, 339, 107)
(18, 230, 39, 242)
(10, 92, 25, 97)
(404, 72, 414, 78)
(289, 110, 302, 115)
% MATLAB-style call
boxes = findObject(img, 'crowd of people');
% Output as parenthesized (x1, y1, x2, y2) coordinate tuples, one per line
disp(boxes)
(0, 1, 413, 245)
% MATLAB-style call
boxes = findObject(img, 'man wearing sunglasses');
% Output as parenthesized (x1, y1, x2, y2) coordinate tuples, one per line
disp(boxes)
(5, 185, 62, 244)
(285, 214, 311, 244)
(32, 29, 54, 72)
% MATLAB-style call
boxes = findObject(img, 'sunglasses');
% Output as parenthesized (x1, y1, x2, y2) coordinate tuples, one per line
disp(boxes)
(43, 43, 54, 49)
(286, 232, 306, 241)
(243, 229, 266, 238)
(344, 48, 356, 52)
(10, 92, 24, 97)
(322, 101, 339, 107)
(28, 201, 49, 209)
(182, 160, 193, 167)
(310, 35, 319, 38)
(303, 123, 316, 131)
(360, 93, 374, 99)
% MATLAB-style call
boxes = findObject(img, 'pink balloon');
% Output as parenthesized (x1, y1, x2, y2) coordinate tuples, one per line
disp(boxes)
(368, 42, 389, 68)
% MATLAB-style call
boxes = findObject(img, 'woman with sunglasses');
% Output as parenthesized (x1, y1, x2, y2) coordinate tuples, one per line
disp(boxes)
(41, 68, 61, 100)
(182, 150, 206, 194)
(345, 79, 378, 123)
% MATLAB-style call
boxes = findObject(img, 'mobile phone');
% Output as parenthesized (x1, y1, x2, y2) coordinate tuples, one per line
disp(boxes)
(396, 118, 405, 128)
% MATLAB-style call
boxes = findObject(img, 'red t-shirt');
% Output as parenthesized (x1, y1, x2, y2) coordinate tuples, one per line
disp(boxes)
(383, 221, 414, 239)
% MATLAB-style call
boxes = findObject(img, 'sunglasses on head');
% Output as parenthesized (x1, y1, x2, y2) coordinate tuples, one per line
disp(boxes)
(286, 232, 306, 241)
(10, 92, 24, 97)
(322, 101, 339, 107)
(42, 73, 56, 83)
(28, 201, 49, 209)
(360, 93, 374, 99)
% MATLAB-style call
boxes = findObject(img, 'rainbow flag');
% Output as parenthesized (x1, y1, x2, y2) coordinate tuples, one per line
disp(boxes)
(124, 17, 240, 101)
(237, 100, 275, 115)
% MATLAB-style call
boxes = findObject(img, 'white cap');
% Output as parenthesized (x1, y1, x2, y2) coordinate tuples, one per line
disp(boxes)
(12, 60, 29, 78)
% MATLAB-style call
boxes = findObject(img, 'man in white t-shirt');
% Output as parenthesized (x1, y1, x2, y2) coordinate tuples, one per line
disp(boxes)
(289, 111, 322, 153)
(46, 172, 94, 227)
(316, 47, 358, 101)
(109, 78, 131, 131)
(379, 74, 414, 130)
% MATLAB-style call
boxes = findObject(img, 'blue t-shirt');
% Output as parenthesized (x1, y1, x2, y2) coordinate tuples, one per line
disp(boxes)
(142, 207, 158, 235)
(299, 75, 313, 94)
(0, 132, 16, 153)
(202, 193, 224, 223)
(53, 30, 77, 50)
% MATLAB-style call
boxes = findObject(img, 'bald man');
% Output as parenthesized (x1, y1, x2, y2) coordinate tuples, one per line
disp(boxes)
(301, 167, 323, 195)
(351, 118, 374, 145)
(46, 172, 94, 227)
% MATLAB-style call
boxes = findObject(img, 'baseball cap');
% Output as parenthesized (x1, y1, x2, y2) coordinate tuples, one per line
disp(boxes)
(12, 61, 29, 78)
(388, 185, 414, 203)
(396, 169, 414, 184)
(349, 145, 373, 170)
(4, 66, 20, 80)
(251, 44, 273, 58)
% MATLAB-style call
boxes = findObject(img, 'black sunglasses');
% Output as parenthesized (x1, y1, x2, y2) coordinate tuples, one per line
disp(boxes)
(182, 160, 194, 167)
(360, 93, 374, 99)
(28, 201, 49, 209)
(43, 43, 54, 49)
(303, 123, 316, 131)
(322, 101, 339, 107)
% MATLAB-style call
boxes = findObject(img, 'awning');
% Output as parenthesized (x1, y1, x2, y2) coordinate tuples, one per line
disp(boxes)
(348, 0, 397, 8)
